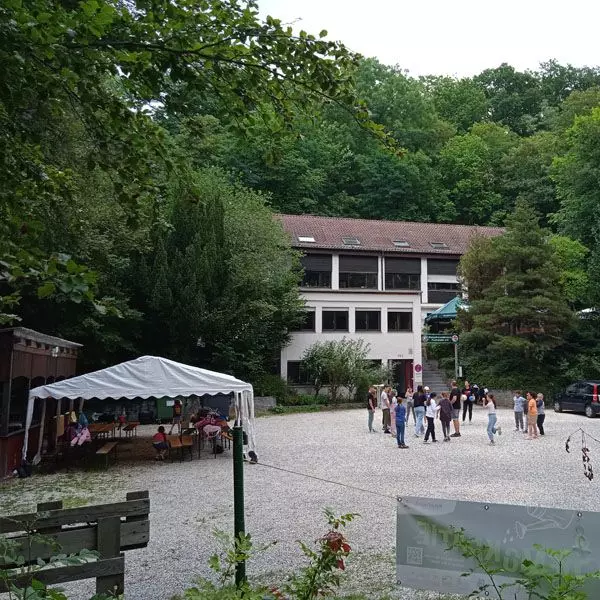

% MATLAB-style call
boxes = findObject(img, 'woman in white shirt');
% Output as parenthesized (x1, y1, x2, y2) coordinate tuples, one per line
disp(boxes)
(485, 393, 502, 445)
(424, 392, 440, 443)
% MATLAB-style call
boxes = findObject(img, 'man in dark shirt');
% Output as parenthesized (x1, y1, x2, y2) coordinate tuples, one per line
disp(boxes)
(449, 381, 461, 437)
(367, 386, 377, 433)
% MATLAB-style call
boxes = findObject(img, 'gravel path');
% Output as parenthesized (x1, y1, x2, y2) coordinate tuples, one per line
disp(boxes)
(1, 406, 596, 599)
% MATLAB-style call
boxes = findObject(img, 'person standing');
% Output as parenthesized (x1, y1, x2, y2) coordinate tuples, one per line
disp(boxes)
(461, 380, 474, 423)
(449, 381, 461, 437)
(439, 392, 453, 442)
(367, 386, 377, 432)
(526, 392, 538, 439)
(513, 390, 525, 432)
(381, 386, 391, 433)
(413, 385, 426, 438)
(485, 393, 501, 445)
(536, 393, 545, 436)
(169, 398, 183, 435)
(390, 389, 398, 437)
(424, 392, 440, 443)
(405, 387, 415, 425)
(395, 396, 409, 448)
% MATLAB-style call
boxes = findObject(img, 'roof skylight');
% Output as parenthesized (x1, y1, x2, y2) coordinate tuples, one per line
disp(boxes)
(342, 236, 361, 246)
(298, 236, 316, 243)
(430, 241, 449, 249)
(393, 240, 410, 248)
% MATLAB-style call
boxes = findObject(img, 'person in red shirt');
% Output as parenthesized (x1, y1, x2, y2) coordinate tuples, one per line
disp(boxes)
(152, 426, 169, 460)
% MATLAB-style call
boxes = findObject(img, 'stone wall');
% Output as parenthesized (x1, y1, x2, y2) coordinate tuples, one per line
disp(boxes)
(254, 396, 277, 410)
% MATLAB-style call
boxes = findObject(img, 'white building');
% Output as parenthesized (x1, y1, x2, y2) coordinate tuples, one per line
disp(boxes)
(278, 214, 503, 392)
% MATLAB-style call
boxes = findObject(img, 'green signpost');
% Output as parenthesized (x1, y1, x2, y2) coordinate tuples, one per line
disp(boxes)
(423, 334, 460, 378)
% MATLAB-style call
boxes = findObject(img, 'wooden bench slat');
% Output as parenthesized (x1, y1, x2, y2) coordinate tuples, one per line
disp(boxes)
(96, 442, 118, 455)
(181, 435, 194, 447)
(2, 521, 150, 568)
(0, 556, 125, 592)
(0, 498, 150, 534)
(168, 436, 182, 448)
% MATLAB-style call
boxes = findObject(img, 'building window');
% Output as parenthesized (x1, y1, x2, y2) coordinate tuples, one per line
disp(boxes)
(355, 310, 381, 332)
(339, 272, 377, 289)
(428, 259, 459, 276)
(322, 310, 349, 331)
(388, 311, 413, 332)
(297, 236, 315, 243)
(430, 241, 449, 249)
(385, 258, 421, 290)
(287, 361, 311, 385)
(385, 273, 420, 290)
(300, 254, 332, 288)
(339, 255, 378, 289)
(342, 236, 361, 246)
(294, 311, 315, 332)
(428, 282, 461, 304)
(392, 240, 410, 248)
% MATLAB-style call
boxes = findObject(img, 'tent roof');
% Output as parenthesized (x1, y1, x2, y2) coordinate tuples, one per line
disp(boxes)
(29, 355, 252, 400)
(424, 296, 463, 324)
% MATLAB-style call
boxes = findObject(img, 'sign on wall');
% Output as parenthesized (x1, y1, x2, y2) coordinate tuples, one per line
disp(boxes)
(397, 496, 600, 598)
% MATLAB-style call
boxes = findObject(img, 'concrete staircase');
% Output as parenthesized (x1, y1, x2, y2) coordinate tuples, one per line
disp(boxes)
(422, 359, 451, 393)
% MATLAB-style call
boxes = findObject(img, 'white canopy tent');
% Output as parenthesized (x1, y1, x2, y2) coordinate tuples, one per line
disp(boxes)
(23, 355, 256, 462)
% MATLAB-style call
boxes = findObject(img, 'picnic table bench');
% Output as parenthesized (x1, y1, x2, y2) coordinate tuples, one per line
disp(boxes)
(122, 422, 139, 438)
(0, 491, 150, 596)
(96, 441, 118, 467)
(168, 434, 194, 461)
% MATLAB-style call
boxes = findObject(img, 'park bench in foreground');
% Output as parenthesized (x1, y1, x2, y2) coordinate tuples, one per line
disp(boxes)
(0, 490, 150, 596)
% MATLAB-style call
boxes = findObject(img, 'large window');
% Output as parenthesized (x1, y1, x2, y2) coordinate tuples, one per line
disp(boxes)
(428, 259, 459, 276)
(300, 254, 332, 288)
(388, 311, 413, 332)
(294, 311, 315, 332)
(287, 361, 311, 385)
(355, 310, 381, 332)
(428, 282, 461, 304)
(385, 258, 421, 290)
(339, 255, 378, 289)
(322, 310, 349, 331)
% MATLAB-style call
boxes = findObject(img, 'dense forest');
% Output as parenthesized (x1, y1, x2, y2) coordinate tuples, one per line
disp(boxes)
(2, 0, 600, 389)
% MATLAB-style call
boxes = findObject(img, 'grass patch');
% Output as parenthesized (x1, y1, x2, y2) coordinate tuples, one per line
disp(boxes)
(265, 403, 364, 415)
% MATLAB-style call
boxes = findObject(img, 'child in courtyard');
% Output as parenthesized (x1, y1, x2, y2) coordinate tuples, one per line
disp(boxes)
(169, 398, 183, 435)
(390, 389, 398, 437)
(424, 392, 440, 443)
(439, 392, 453, 442)
(395, 396, 408, 448)
(152, 425, 169, 460)
(526, 392, 538, 439)
(485, 393, 501, 445)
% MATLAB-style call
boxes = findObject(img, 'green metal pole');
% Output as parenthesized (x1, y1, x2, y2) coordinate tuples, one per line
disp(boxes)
(233, 424, 246, 586)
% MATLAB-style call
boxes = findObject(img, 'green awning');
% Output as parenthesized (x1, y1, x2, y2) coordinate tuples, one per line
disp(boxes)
(424, 296, 464, 324)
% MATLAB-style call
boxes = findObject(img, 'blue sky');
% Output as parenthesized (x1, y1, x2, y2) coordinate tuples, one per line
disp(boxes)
(258, 0, 600, 77)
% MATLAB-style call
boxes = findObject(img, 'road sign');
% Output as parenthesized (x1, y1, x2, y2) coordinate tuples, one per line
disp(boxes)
(414, 364, 422, 373)
(451, 334, 459, 343)
(423, 334, 452, 343)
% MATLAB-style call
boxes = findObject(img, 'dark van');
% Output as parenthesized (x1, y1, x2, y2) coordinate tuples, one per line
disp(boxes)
(554, 381, 600, 418)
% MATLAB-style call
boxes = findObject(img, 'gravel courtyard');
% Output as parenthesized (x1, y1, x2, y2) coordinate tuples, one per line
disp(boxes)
(1, 406, 597, 599)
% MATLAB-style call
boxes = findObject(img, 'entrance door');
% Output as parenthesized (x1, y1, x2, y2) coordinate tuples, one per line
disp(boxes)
(389, 360, 413, 394)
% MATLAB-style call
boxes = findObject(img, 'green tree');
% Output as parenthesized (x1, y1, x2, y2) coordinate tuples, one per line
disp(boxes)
(301, 338, 371, 403)
(459, 201, 574, 389)
(429, 76, 489, 132)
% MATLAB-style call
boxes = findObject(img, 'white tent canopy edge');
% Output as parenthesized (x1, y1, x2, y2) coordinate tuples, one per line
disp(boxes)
(23, 355, 256, 462)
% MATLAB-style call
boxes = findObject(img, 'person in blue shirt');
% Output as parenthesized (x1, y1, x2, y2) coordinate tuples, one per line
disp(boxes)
(396, 397, 409, 449)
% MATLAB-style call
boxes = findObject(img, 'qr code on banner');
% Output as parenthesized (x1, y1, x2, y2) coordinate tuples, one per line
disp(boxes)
(406, 546, 423, 566)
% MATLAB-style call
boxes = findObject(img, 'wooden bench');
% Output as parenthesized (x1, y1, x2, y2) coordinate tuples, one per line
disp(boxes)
(167, 435, 182, 462)
(181, 435, 194, 460)
(96, 441, 118, 467)
(0, 491, 150, 597)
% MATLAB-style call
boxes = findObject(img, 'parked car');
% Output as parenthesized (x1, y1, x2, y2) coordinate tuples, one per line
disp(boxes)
(554, 381, 600, 417)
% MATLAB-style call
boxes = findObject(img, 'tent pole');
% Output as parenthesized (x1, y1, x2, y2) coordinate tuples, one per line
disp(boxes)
(233, 392, 246, 586)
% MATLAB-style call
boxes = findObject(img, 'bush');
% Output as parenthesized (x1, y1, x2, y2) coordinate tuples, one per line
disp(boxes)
(254, 374, 297, 403)
(278, 394, 329, 407)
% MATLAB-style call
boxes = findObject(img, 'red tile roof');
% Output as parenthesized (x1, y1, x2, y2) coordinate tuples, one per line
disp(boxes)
(277, 214, 504, 255)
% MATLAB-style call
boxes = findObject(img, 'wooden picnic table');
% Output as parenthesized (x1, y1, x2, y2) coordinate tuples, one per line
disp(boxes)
(89, 423, 116, 440)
